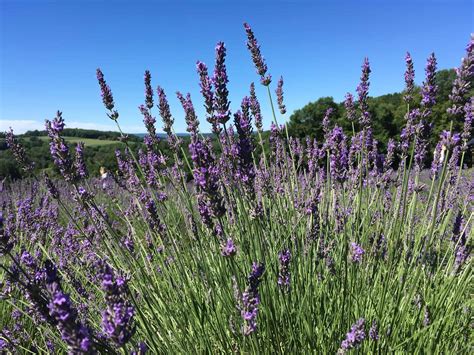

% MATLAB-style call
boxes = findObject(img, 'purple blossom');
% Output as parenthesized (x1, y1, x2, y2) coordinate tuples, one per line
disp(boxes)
(213, 42, 231, 125)
(100, 264, 135, 346)
(234, 97, 256, 195)
(5, 129, 35, 173)
(45, 261, 94, 353)
(221, 238, 237, 257)
(278, 249, 291, 289)
(249, 83, 263, 131)
(350, 242, 365, 263)
(139, 104, 157, 141)
(96, 68, 119, 120)
(144, 70, 154, 109)
(327, 126, 348, 184)
(177, 92, 199, 137)
(322, 107, 334, 137)
(344, 93, 356, 122)
(45, 111, 77, 182)
(74, 142, 88, 179)
(462, 98, 473, 145)
(421, 53, 438, 111)
(157, 86, 180, 151)
(275, 76, 286, 114)
(244, 23, 271, 86)
(404, 52, 415, 104)
(357, 57, 371, 126)
(238, 262, 265, 335)
(197, 61, 219, 134)
(447, 36, 474, 118)
(369, 320, 379, 341)
(340, 318, 366, 351)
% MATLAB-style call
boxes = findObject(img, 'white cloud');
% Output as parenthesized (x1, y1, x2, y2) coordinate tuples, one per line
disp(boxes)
(1, 119, 145, 134)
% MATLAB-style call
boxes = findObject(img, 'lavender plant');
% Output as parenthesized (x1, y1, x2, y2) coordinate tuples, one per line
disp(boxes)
(1, 25, 473, 354)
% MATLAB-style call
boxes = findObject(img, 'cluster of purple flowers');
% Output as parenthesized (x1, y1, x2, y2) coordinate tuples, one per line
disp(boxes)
(2, 21, 473, 354)
(340, 318, 366, 352)
(238, 262, 265, 335)
(100, 264, 135, 347)
(244, 23, 271, 86)
(277, 249, 291, 289)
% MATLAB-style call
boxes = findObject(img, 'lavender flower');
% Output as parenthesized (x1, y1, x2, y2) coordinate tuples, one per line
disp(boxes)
(275, 76, 286, 114)
(369, 320, 379, 341)
(344, 93, 356, 122)
(221, 238, 237, 257)
(357, 57, 371, 126)
(234, 97, 256, 195)
(197, 61, 219, 134)
(322, 107, 334, 137)
(277, 249, 291, 289)
(179, 94, 225, 229)
(213, 42, 231, 125)
(340, 318, 366, 351)
(447, 36, 474, 118)
(96, 68, 119, 120)
(421, 53, 438, 111)
(462, 98, 473, 145)
(100, 264, 135, 346)
(327, 126, 348, 184)
(45, 261, 94, 353)
(177, 92, 199, 137)
(350, 242, 365, 263)
(45, 111, 77, 182)
(5, 129, 34, 173)
(239, 262, 265, 335)
(144, 70, 154, 109)
(157, 86, 180, 150)
(404, 52, 415, 104)
(249, 83, 263, 131)
(74, 142, 88, 179)
(244, 23, 271, 86)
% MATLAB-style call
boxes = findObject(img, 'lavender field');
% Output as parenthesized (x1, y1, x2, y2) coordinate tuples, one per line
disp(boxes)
(1, 23, 473, 354)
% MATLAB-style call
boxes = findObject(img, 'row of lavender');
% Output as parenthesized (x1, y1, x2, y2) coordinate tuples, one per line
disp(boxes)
(1, 25, 473, 353)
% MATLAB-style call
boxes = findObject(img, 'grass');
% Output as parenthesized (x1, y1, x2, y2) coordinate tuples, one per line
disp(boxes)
(36, 136, 122, 147)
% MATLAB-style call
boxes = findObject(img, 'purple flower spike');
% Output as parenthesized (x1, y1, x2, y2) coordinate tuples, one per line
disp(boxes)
(447, 36, 474, 118)
(5, 129, 35, 173)
(369, 320, 379, 341)
(96, 68, 119, 120)
(275, 76, 286, 114)
(357, 57, 371, 126)
(344, 93, 356, 122)
(45, 111, 77, 182)
(421, 53, 438, 111)
(221, 238, 237, 257)
(213, 42, 231, 125)
(327, 126, 348, 184)
(404, 52, 415, 104)
(462, 98, 473, 145)
(100, 264, 135, 347)
(197, 61, 219, 133)
(144, 70, 154, 109)
(340, 318, 366, 351)
(278, 249, 291, 289)
(350, 242, 365, 263)
(45, 261, 94, 353)
(239, 262, 265, 335)
(74, 142, 88, 179)
(249, 82, 263, 131)
(244, 23, 271, 86)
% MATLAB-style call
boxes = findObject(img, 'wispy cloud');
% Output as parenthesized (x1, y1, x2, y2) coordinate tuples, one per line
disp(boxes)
(1, 119, 145, 134)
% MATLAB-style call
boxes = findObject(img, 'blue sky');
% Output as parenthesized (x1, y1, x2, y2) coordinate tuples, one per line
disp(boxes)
(1, 0, 472, 134)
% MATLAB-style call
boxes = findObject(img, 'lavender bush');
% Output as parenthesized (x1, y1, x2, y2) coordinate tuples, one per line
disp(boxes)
(1, 25, 473, 353)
